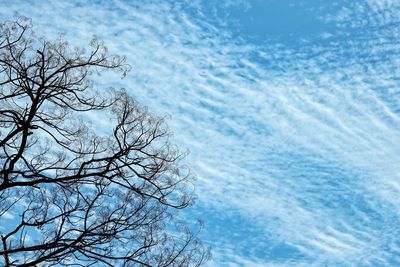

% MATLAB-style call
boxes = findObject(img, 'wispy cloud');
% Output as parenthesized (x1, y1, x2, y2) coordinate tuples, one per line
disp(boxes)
(1, 0, 400, 265)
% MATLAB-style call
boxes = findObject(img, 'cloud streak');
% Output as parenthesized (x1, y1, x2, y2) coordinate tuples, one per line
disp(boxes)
(1, 0, 400, 265)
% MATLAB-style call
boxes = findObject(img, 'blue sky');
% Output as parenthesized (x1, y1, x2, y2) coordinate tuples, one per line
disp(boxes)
(2, 0, 400, 266)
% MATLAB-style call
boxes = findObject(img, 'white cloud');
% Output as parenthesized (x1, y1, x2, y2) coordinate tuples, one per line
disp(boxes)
(1, 0, 400, 265)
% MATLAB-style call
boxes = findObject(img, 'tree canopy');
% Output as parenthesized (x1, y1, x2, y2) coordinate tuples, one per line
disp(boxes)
(0, 16, 208, 266)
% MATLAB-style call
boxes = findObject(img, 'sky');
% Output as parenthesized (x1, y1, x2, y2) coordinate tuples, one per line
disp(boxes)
(1, 0, 400, 266)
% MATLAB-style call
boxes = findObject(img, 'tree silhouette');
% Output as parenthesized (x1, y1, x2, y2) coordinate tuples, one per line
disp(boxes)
(0, 17, 209, 266)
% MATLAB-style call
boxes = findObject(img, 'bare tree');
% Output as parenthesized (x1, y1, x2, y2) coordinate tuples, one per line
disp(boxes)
(0, 17, 209, 266)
